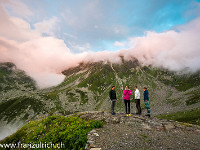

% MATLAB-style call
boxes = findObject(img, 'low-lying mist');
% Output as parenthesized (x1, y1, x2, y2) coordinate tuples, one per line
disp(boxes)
(0, 121, 24, 141)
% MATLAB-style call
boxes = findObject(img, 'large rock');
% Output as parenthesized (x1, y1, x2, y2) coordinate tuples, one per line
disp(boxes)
(164, 124, 175, 130)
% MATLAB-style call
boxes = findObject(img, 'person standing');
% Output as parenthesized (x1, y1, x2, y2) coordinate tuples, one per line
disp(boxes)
(124, 86, 131, 116)
(109, 86, 117, 115)
(134, 86, 141, 115)
(143, 87, 150, 117)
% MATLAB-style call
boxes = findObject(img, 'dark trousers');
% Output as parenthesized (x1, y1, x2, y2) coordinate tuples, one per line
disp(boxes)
(135, 99, 141, 114)
(110, 100, 116, 114)
(124, 100, 130, 114)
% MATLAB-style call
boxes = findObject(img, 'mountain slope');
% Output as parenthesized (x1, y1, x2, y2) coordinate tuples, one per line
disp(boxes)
(0, 62, 36, 95)
(0, 60, 200, 140)
(58, 60, 200, 115)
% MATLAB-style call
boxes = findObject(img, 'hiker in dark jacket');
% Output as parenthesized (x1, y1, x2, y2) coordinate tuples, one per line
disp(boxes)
(109, 86, 117, 115)
(143, 87, 150, 117)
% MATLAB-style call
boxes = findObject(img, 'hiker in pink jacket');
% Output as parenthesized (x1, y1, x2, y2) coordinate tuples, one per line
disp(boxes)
(124, 86, 131, 116)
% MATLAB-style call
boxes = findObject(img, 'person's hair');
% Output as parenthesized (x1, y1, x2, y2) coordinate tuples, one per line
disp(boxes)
(144, 87, 147, 90)
(126, 85, 129, 89)
(112, 86, 115, 88)
(135, 86, 137, 88)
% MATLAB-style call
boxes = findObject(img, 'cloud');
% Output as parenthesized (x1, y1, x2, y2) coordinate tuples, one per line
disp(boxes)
(86, 17, 200, 73)
(0, 4, 86, 88)
(0, 121, 24, 141)
(0, 36, 87, 88)
(85, 51, 122, 64)
(0, 3, 39, 42)
(0, 0, 200, 89)
(124, 18, 200, 72)
(114, 41, 126, 47)
(34, 16, 59, 36)
(67, 41, 91, 52)
(1, 0, 33, 19)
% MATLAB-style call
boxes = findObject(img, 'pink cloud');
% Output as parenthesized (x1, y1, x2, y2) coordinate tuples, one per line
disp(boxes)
(0, 1, 200, 89)
(0, 36, 86, 88)
(124, 18, 200, 72)
(0, 3, 86, 88)
(1, 0, 33, 19)
(34, 17, 59, 36)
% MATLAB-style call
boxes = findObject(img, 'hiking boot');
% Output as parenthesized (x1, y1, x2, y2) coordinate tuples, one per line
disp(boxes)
(126, 114, 129, 117)
(145, 114, 150, 117)
(129, 114, 131, 116)
(136, 113, 141, 115)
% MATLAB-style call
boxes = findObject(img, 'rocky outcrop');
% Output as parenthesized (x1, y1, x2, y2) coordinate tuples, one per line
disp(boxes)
(75, 111, 200, 150)
(78, 111, 199, 131)
(85, 129, 101, 150)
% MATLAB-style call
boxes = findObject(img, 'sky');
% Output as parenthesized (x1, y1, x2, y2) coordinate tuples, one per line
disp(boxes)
(0, 0, 200, 88)
(3, 0, 200, 52)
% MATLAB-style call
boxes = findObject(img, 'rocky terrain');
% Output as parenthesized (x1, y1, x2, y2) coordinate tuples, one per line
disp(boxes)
(79, 111, 200, 150)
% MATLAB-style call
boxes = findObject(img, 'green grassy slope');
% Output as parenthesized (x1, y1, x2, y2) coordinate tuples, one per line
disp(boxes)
(0, 115, 103, 150)
(142, 66, 200, 91)
(157, 108, 200, 125)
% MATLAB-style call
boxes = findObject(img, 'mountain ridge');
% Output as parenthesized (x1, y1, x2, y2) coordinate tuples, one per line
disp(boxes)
(0, 60, 200, 140)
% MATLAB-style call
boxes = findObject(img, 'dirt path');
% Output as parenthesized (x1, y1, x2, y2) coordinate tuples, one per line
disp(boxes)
(110, 63, 124, 91)
(110, 63, 125, 110)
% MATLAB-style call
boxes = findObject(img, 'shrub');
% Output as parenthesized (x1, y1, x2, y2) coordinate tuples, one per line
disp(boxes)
(0, 115, 103, 150)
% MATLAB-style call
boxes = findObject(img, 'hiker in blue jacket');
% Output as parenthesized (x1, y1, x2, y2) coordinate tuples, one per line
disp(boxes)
(143, 87, 150, 117)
